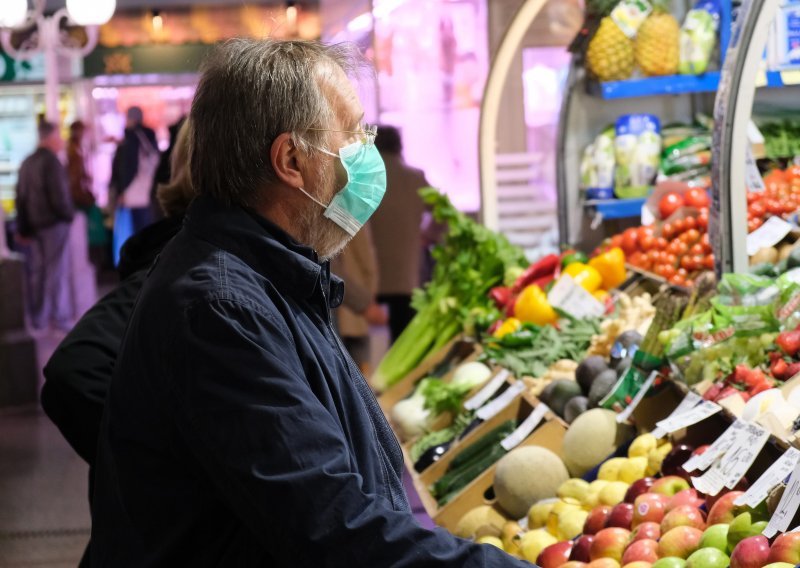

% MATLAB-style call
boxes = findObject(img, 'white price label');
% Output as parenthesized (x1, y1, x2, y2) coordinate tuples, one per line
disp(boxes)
(476, 382, 526, 421)
(683, 420, 745, 472)
(547, 275, 606, 319)
(654, 400, 722, 435)
(747, 216, 793, 256)
(746, 145, 766, 194)
(652, 392, 703, 438)
(764, 459, 800, 538)
(691, 460, 728, 496)
(721, 422, 770, 490)
(464, 369, 511, 411)
(737, 448, 800, 508)
(616, 371, 659, 423)
(501, 404, 550, 451)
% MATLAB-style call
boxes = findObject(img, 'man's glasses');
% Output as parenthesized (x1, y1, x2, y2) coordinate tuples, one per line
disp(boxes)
(306, 123, 377, 146)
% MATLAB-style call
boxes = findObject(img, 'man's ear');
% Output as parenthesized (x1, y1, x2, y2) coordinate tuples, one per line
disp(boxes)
(270, 133, 305, 188)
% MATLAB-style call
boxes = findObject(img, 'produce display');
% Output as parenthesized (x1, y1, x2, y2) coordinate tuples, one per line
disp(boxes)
(583, 0, 719, 83)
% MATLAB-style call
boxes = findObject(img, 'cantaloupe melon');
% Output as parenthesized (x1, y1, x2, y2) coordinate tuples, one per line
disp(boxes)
(454, 505, 508, 539)
(494, 446, 569, 519)
(562, 408, 629, 477)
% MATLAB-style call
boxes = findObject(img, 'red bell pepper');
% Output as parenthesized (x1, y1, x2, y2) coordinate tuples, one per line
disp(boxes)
(488, 286, 513, 310)
(511, 254, 560, 294)
(776, 329, 800, 357)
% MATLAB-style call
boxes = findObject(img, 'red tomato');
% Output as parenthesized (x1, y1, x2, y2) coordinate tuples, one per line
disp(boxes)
(637, 225, 655, 241)
(659, 192, 685, 219)
(662, 223, 674, 239)
(703, 255, 715, 270)
(667, 240, 682, 255)
(766, 199, 784, 215)
(611, 234, 624, 249)
(670, 274, 687, 286)
(748, 218, 764, 232)
(690, 243, 705, 256)
(655, 237, 669, 250)
(685, 279, 695, 287)
(662, 265, 677, 279)
(628, 252, 644, 267)
(621, 228, 639, 254)
(673, 218, 687, 234)
(749, 201, 766, 218)
(648, 250, 661, 264)
(664, 253, 678, 266)
(684, 216, 697, 231)
(701, 233, 711, 251)
(683, 229, 701, 244)
(680, 255, 694, 271)
(692, 255, 705, 269)
(697, 212, 709, 230)
(639, 235, 655, 251)
(684, 188, 710, 209)
(677, 267, 689, 277)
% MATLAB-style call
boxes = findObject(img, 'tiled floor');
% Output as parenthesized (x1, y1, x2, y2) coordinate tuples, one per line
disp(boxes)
(0, 323, 432, 566)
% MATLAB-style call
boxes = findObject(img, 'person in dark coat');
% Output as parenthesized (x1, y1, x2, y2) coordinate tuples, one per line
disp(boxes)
(109, 106, 159, 233)
(42, 121, 193, 567)
(15, 120, 75, 331)
(88, 39, 528, 567)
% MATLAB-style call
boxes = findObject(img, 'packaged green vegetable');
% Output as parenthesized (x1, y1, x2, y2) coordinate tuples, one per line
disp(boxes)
(679, 0, 721, 75)
(662, 135, 712, 162)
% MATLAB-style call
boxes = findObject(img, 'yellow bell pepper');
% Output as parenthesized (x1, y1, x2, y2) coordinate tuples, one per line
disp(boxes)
(514, 285, 557, 326)
(561, 262, 603, 293)
(589, 247, 627, 290)
(493, 318, 522, 338)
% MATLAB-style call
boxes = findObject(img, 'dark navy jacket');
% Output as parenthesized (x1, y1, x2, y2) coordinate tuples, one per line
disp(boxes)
(91, 195, 529, 567)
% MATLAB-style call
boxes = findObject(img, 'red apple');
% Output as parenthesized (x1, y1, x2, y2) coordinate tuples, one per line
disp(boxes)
(587, 559, 622, 568)
(622, 539, 659, 565)
(621, 563, 652, 568)
(657, 526, 703, 559)
(651, 476, 691, 496)
(660, 505, 706, 533)
(625, 478, 656, 504)
(590, 528, 631, 562)
(538, 541, 574, 568)
(666, 489, 705, 513)
(706, 491, 746, 526)
(630, 522, 661, 542)
(607, 503, 635, 530)
(730, 535, 771, 568)
(633, 494, 668, 527)
(571, 535, 595, 563)
(660, 445, 695, 480)
(704, 480, 749, 513)
(585, 506, 613, 535)
(767, 531, 800, 564)
(559, 563, 588, 568)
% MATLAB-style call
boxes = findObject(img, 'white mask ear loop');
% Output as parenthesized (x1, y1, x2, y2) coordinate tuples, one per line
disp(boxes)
(297, 186, 329, 209)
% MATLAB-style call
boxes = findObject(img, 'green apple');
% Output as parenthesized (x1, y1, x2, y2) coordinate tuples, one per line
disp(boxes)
(699, 524, 728, 552)
(686, 547, 730, 568)
(727, 513, 768, 552)
(652, 557, 687, 568)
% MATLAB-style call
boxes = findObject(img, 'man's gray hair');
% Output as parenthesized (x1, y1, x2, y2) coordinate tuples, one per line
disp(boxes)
(190, 38, 368, 208)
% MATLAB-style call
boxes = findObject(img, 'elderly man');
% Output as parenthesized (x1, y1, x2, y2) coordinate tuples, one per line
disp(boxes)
(91, 40, 528, 566)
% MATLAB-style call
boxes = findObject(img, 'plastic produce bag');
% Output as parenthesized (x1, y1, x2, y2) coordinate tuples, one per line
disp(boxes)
(679, 0, 721, 75)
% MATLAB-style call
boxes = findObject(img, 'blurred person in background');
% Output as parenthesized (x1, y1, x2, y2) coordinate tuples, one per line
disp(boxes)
(88, 39, 525, 566)
(15, 120, 75, 332)
(331, 225, 386, 374)
(370, 125, 429, 343)
(41, 120, 194, 567)
(110, 106, 159, 234)
(151, 116, 187, 222)
(67, 120, 95, 210)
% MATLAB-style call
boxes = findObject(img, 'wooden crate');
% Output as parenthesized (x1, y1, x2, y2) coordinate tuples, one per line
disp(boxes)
(406, 391, 566, 530)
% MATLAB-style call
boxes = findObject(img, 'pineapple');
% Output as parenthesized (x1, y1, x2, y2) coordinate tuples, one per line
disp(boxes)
(635, 1, 680, 76)
(585, 0, 635, 82)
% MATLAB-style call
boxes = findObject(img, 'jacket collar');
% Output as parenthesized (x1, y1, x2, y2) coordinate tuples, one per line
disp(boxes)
(184, 195, 343, 308)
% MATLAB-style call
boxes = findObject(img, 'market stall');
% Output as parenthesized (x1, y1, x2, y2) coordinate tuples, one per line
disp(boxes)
(373, 1, 800, 564)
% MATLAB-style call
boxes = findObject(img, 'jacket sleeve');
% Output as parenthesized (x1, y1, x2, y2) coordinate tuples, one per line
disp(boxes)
(44, 155, 74, 222)
(171, 299, 531, 568)
(42, 271, 146, 466)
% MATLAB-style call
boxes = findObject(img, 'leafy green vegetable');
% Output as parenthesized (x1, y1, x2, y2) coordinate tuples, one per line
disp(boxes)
(373, 188, 527, 390)
(482, 318, 601, 377)
(409, 412, 475, 463)
(418, 376, 481, 416)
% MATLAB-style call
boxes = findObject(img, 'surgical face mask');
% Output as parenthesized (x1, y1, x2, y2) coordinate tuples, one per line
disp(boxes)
(298, 140, 387, 236)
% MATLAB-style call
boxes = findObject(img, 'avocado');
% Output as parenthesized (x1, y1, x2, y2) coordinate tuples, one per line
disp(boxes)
(540, 379, 584, 418)
(563, 396, 589, 424)
(588, 369, 618, 408)
(575, 355, 609, 396)
(788, 246, 800, 270)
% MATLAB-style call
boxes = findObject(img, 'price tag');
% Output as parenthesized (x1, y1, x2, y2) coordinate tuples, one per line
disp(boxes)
(652, 392, 702, 438)
(721, 422, 770, 489)
(737, 447, 800, 508)
(464, 369, 511, 411)
(616, 371, 659, 423)
(501, 404, 551, 451)
(476, 382, 526, 421)
(691, 459, 728, 496)
(683, 420, 745, 472)
(745, 145, 767, 194)
(654, 400, 722, 436)
(547, 275, 606, 319)
(747, 216, 793, 256)
(763, 459, 800, 538)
